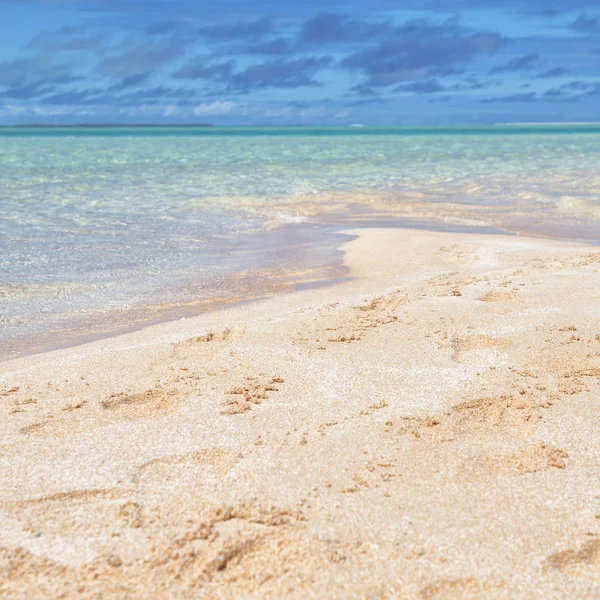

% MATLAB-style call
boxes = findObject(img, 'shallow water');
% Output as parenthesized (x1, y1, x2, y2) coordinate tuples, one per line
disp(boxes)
(1, 126, 600, 359)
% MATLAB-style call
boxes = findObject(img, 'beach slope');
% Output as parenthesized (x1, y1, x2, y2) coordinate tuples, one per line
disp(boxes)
(2, 228, 600, 598)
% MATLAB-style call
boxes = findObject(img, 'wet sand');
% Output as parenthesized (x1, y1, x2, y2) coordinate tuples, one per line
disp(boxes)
(2, 228, 600, 598)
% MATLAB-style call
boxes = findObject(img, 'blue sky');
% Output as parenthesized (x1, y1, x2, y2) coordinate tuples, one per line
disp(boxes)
(0, 0, 599, 125)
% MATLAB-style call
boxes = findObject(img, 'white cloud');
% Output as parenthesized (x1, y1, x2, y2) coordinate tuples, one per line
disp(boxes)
(33, 106, 78, 116)
(1, 104, 27, 116)
(163, 104, 180, 117)
(193, 101, 244, 116)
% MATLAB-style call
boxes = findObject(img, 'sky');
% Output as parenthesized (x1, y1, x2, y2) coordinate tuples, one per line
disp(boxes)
(0, 0, 599, 125)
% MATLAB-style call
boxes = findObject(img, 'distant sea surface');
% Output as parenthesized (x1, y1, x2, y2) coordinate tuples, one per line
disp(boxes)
(2, 125, 600, 359)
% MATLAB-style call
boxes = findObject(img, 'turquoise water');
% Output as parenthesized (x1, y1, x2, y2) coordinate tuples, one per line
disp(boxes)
(2, 126, 600, 358)
(3, 124, 600, 136)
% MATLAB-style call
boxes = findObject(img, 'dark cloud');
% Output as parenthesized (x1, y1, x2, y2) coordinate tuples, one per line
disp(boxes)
(488, 53, 540, 74)
(344, 96, 392, 107)
(536, 67, 568, 78)
(341, 20, 503, 87)
(481, 92, 537, 103)
(570, 14, 600, 33)
(0, 57, 79, 100)
(393, 74, 497, 94)
(115, 85, 198, 105)
(394, 79, 445, 93)
(98, 38, 189, 79)
(562, 80, 598, 91)
(542, 79, 600, 101)
(347, 83, 379, 96)
(452, 76, 498, 90)
(172, 59, 235, 82)
(543, 87, 566, 98)
(242, 39, 294, 55)
(297, 13, 389, 46)
(286, 100, 313, 109)
(38, 89, 109, 105)
(26, 30, 108, 53)
(174, 55, 332, 91)
(199, 18, 274, 42)
(0, 57, 63, 88)
(108, 72, 153, 90)
(540, 8, 561, 17)
(38, 84, 198, 106)
(3, 81, 58, 100)
(230, 57, 332, 90)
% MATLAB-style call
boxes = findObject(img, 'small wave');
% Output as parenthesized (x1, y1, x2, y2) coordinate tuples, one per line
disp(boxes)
(556, 196, 600, 220)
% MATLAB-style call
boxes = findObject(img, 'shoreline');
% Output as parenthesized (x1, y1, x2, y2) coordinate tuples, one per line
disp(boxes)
(1, 219, 509, 364)
(2, 227, 600, 598)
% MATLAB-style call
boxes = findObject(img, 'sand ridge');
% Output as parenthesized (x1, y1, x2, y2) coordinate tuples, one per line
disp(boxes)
(2, 228, 600, 598)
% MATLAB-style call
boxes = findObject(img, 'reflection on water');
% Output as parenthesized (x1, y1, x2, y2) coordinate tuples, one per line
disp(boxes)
(1, 129, 599, 359)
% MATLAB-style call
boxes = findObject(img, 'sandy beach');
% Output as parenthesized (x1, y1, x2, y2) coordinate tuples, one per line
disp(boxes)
(2, 227, 600, 598)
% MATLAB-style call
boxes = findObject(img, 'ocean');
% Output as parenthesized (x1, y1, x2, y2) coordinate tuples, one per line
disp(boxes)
(2, 125, 600, 359)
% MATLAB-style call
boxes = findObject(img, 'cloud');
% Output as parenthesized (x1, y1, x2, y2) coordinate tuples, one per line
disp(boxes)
(98, 38, 189, 80)
(542, 79, 600, 101)
(241, 39, 294, 56)
(481, 92, 537, 103)
(0, 104, 27, 116)
(344, 96, 392, 107)
(488, 53, 540, 74)
(539, 8, 561, 18)
(340, 20, 503, 87)
(452, 76, 495, 90)
(26, 30, 108, 54)
(2, 2, 600, 124)
(229, 57, 332, 90)
(0, 58, 49, 87)
(393, 74, 497, 94)
(0, 57, 79, 100)
(394, 79, 446, 93)
(562, 80, 600, 92)
(172, 59, 235, 82)
(192, 100, 244, 116)
(174, 56, 332, 91)
(543, 87, 568, 98)
(347, 83, 379, 96)
(113, 86, 198, 106)
(297, 13, 389, 46)
(571, 14, 600, 33)
(37, 89, 109, 105)
(35, 83, 199, 107)
(536, 67, 568, 78)
(199, 18, 274, 42)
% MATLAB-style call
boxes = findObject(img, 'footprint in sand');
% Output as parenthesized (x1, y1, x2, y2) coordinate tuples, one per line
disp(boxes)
(477, 290, 517, 302)
(450, 334, 511, 362)
(544, 538, 600, 579)
(423, 272, 484, 297)
(464, 443, 568, 475)
(221, 376, 285, 415)
(20, 385, 188, 437)
(398, 392, 553, 442)
(173, 327, 246, 358)
(0, 386, 20, 397)
(101, 387, 183, 419)
(132, 448, 240, 488)
(0, 492, 334, 600)
(420, 576, 493, 599)
(327, 290, 408, 345)
(2, 488, 132, 539)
